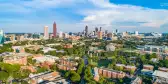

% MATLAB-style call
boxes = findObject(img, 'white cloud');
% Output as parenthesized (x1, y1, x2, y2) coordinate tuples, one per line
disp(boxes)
(119, 26, 137, 28)
(81, 0, 168, 30)
(0, 0, 86, 13)
(0, 3, 32, 13)
(22, 0, 86, 9)
(1, 0, 168, 33)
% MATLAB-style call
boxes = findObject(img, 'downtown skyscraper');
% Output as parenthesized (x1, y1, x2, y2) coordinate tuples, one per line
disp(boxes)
(0, 30, 4, 44)
(53, 22, 57, 38)
(44, 26, 49, 39)
(85, 25, 88, 37)
(95, 27, 98, 32)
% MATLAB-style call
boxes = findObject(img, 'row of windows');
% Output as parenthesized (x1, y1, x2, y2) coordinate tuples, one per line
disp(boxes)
(144, 47, 164, 52)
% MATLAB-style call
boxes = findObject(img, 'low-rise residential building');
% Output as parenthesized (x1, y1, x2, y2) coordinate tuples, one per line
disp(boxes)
(116, 64, 125, 67)
(106, 43, 116, 51)
(46, 43, 61, 47)
(153, 70, 168, 84)
(89, 47, 98, 51)
(116, 64, 136, 72)
(69, 36, 80, 41)
(59, 59, 78, 67)
(56, 50, 65, 53)
(0, 52, 13, 57)
(150, 58, 159, 63)
(42, 47, 56, 53)
(91, 42, 101, 46)
(12, 46, 25, 53)
(33, 55, 58, 64)
(138, 45, 168, 54)
(164, 55, 168, 60)
(98, 68, 126, 79)
(158, 67, 168, 72)
(40, 61, 55, 69)
(141, 69, 153, 76)
(26, 71, 60, 84)
(131, 77, 142, 84)
(57, 65, 77, 71)
(25, 45, 42, 51)
(124, 65, 137, 72)
(3, 56, 27, 65)
(143, 65, 154, 70)
(94, 67, 99, 81)
(21, 66, 36, 72)
(57, 59, 78, 71)
(63, 44, 73, 48)
(44, 78, 68, 84)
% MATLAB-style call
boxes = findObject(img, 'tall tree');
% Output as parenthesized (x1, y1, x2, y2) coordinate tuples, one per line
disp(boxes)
(0, 71, 9, 81)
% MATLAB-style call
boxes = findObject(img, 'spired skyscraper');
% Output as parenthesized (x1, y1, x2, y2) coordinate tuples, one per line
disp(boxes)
(0, 30, 5, 44)
(53, 22, 57, 38)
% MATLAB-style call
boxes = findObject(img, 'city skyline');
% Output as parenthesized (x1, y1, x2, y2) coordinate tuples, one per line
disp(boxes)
(0, 0, 168, 33)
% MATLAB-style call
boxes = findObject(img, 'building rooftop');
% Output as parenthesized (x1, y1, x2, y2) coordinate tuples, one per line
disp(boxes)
(144, 45, 168, 49)
(131, 77, 142, 84)
(159, 67, 168, 71)
(141, 69, 153, 72)
(116, 64, 125, 67)
(33, 55, 58, 63)
(153, 70, 168, 79)
(143, 64, 154, 67)
(125, 65, 136, 68)
(42, 47, 56, 53)
(99, 67, 125, 74)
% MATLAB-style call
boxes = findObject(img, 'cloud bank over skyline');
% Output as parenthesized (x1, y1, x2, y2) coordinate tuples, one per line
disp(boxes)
(0, 0, 168, 33)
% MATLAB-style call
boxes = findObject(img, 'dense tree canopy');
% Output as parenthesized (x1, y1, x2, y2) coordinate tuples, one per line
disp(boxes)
(77, 59, 84, 75)
(65, 70, 81, 83)
(84, 66, 93, 83)
(0, 43, 13, 53)
(0, 71, 9, 81)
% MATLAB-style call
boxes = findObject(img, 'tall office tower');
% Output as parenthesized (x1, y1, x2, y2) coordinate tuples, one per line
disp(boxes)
(95, 27, 98, 32)
(64, 33, 69, 38)
(105, 30, 108, 35)
(10, 34, 15, 41)
(59, 31, 63, 38)
(44, 26, 49, 39)
(0, 30, 4, 44)
(100, 27, 102, 31)
(85, 25, 88, 37)
(107, 33, 112, 38)
(53, 22, 57, 38)
(135, 31, 139, 36)
(97, 31, 103, 39)
(93, 31, 95, 36)
(24, 34, 28, 39)
(116, 29, 118, 34)
(122, 32, 128, 37)
(19, 35, 25, 41)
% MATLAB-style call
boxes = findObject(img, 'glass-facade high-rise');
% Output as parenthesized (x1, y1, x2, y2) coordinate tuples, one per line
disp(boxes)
(0, 30, 4, 44)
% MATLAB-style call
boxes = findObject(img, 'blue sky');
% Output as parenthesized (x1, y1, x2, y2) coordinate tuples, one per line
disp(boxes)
(0, 0, 168, 33)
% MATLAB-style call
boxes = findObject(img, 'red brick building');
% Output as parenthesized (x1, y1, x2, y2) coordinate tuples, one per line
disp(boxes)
(63, 44, 73, 48)
(57, 59, 78, 71)
(143, 65, 154, 70)
(98, 68, 126, 79)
